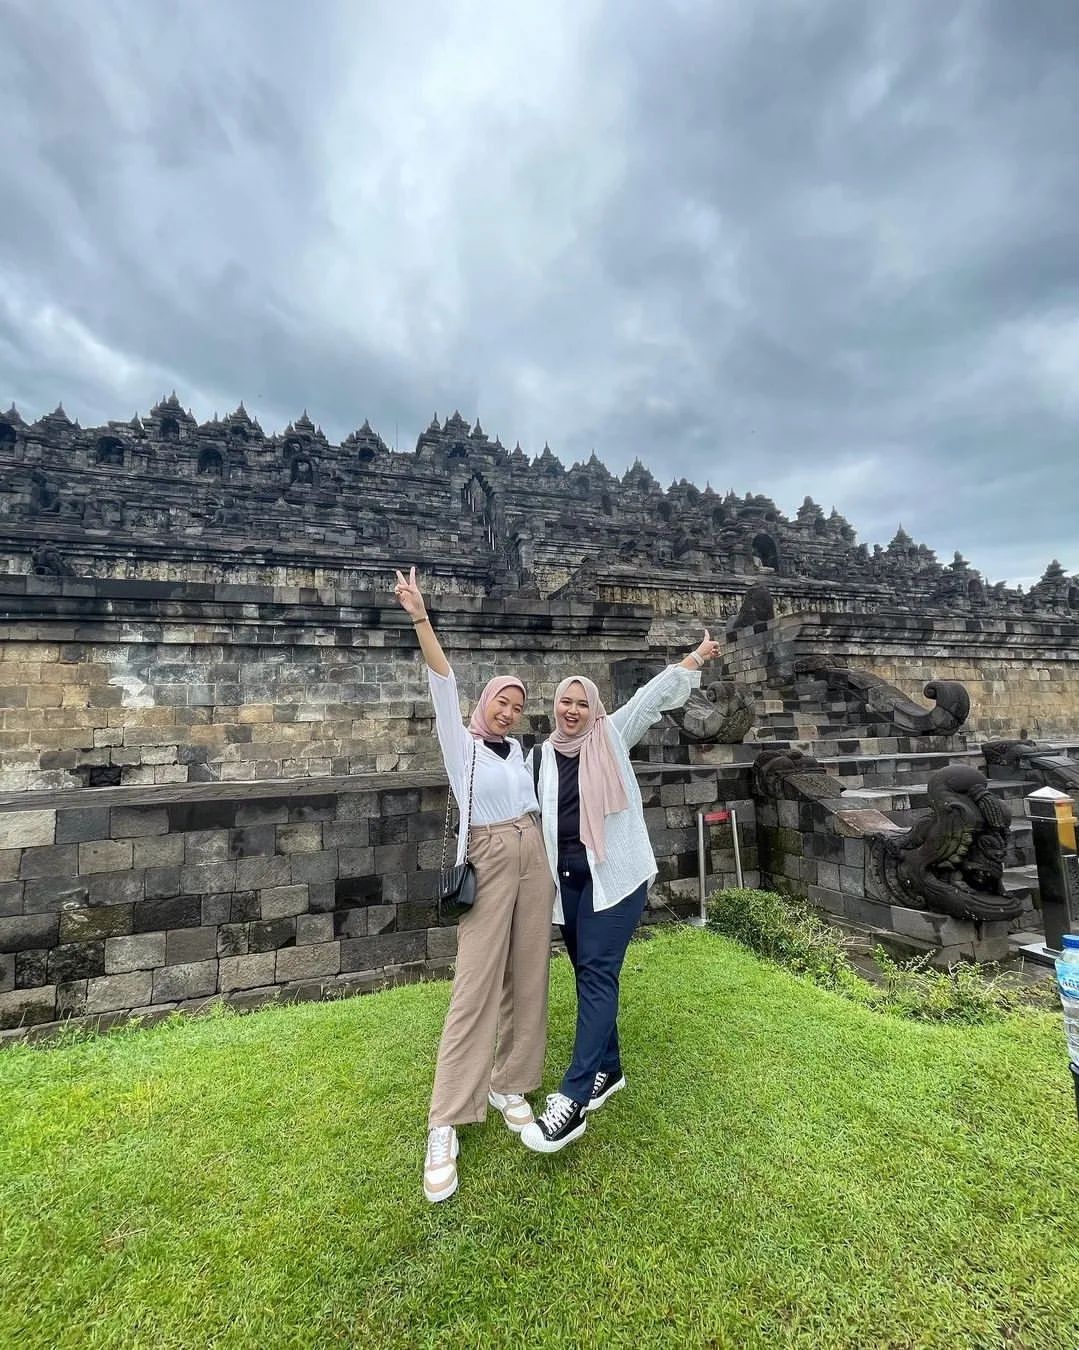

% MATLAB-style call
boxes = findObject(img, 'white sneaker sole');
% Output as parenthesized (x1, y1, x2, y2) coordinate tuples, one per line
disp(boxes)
(424, 1136, 460, 1203)
(488, 1092, 532, 1134)
(520, 1117, 587, 1154)
(586, 1075, 626, 1113)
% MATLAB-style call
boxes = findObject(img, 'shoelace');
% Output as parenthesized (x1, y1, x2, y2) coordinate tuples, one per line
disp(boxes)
(428, 1127, 454, 1166)
(541, 1093, 577, 1130)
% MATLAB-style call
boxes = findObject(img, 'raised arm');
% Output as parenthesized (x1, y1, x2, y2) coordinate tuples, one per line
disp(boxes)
(394, 565, 449, 676)
(609, 630, 723, 748)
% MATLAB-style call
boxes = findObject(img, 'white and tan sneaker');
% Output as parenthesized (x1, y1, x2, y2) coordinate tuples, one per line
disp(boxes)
(488, 1090, 534, 1133)
(424, 1125, 459, 1203)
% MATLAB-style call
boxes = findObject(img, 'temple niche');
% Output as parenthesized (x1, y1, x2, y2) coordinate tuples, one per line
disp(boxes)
(0, 395, 1069, 617)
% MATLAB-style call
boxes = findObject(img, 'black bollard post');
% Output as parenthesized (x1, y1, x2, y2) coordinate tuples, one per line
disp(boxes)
(1026, 786, 1078, 959)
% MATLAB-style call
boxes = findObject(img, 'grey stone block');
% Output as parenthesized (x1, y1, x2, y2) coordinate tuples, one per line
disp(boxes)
(217, 923, 249, 957)
(85, 971, 152, 1014)
(59, 904, 134, 943)
(165, 927, 218, 965)
(0, 811, 56, 850)
(201, 894, 231, 926)
(87, 871, 145, 906)
(338, 846, 375, 877)
(296, 913, 334, 945)
(248, 917, 296, 952)
(180, 862, 238, 895)
(133, 894, 201, 933)
(235, 855, 290, 889)
(78, 840, 133, 875)
(0, 913, 59, 953)
(105, 932, 166, 974)
(228, 826, 276, 859)
(219, 951, 277, 993)
(275, 941, 341, 982)
(0, 953, 13, 993)
(260, 884, 309, 919)
(290, 850, 339, 884)
(18, 844, 78, 880)
(15, 948, 47, 987)
(144, 867, 181, 900)
(340, 930, 426, 972)
(184, 830, 232, 863)
(132, 834, 185, 868)
(234, 801, 289, 827)
(55, 808, 111, 844)
(110, 807, 169, 839)
(427, 926, 459, 959)
(0, 850, 19, 882)
(0, 881, 23, 917)
(57, 979, 88, 1018)
(366, 904, 397, 935)
(47, 942, 105, 983)
(153, 960, 218, 1002)
(275, 823, 323, 853)
(0, 985, 57, 1030)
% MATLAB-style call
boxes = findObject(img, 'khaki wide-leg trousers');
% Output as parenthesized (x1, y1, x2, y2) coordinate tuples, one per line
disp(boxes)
(429, 813, 555, 1127)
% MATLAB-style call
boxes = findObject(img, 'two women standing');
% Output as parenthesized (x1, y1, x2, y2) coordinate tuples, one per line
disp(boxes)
(393, 566, 721, 1201)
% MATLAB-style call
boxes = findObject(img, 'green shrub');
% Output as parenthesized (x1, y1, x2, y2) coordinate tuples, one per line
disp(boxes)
(705, 887, 859, 993)
(870, 946, 1049, 1024)
(704, 887, 1049, 1024)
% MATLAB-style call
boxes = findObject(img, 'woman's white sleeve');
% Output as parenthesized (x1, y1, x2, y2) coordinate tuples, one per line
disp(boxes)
(427, 667, 473, 784)
(608, 664, 702, 750)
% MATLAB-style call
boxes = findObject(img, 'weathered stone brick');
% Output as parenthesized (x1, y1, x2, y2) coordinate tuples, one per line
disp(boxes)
(105, 932, 166, 974)
(234, 854, 290, 889)
(0, 953, 14, 993)
(78, 839, 133, 874)
(275, 941, 340, 982)
(0, 881, 23, 917)
(153, 960, 218, 1002)
(219, 951, 276, 993)
(180, 862, 237, 894)
(165, 927, 218, 965)
(228, 891, 261, 922)
(184, 830, 231, 863)
(295, 913, 333, 945)
(427, 926, 459, 959)
(248, 917, 296, 952)
(55, 807, 111, 844)
(59, 904, 133, 943)
(87, 871, 145, 906)
(56, 979, 88, 1018)
(132, 834, 185, 868)
(110, 807, 169, 839)
(217, 923, 248, 957)
(0, 985, 57, 1029)
(15, 948, 47, 988)
(47, 942, 105, 983)
(0, 810, 55, 850)
(275, 822, 323, 853)
(290, 850, 338, 884)
(133, 894, 201, 933)
(18, 844, 78, 880)
(85, 971, 152, 1014)
(0, 850, 20, 882)
(228, 826, 276, 859)
(340, 930, 426, 972)
(0, 913, 59, 953)
(144, 867, 181, 900)
(366, 904, 397, 935)
(260, 884, 309, 919)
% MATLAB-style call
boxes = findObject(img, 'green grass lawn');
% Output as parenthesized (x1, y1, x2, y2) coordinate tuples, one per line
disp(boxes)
(2, 928, 1077, 1350)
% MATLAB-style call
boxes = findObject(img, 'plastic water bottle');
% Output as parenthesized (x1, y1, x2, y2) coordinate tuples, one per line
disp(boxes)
(1056, 934, 1079, 1066)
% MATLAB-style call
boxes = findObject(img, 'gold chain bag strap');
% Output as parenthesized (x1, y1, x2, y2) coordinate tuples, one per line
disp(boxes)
(437, 740, 478, 922)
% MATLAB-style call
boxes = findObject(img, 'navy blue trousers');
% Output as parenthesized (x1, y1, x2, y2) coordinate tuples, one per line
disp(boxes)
(557, 845, 648, 1106)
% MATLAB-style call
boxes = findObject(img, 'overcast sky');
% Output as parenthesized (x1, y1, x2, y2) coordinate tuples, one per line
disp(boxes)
(2, 1, 1078, 586)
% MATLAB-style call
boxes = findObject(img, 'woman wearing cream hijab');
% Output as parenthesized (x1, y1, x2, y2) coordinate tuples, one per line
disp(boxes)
(522, 633, 722, 1152)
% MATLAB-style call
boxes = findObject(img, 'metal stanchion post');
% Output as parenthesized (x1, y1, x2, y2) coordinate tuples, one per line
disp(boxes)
(695, 808, 743, 926)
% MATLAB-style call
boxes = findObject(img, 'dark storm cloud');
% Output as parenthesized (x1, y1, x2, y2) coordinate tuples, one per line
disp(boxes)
(2, 0, 1078, 584)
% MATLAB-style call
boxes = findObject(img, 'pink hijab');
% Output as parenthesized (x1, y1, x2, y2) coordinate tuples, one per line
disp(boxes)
(549, 675, 628, 863)
(468, 676, 527, 741)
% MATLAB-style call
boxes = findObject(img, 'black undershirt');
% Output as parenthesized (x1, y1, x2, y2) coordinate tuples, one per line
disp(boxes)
(483, 739, 511, 760)
(554, 749, 582, 848)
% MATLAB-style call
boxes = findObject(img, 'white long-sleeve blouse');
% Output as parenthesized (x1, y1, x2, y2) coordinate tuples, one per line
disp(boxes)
(428, 667, 540, 865)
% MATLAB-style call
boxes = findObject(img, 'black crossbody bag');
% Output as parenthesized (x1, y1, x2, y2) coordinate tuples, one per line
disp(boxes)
(437, 741, 477, 922)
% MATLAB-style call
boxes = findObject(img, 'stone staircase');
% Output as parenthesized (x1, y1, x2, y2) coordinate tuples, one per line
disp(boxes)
(741, 677, 1079, 955)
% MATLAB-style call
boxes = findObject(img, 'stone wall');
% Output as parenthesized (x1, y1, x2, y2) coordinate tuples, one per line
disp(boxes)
(726, 611, 1079, 740)
(0, 578, 683, 793)
(0, 766, 754, 1040)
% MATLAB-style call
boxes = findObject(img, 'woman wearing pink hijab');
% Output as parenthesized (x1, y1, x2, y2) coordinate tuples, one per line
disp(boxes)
(394, 567, 554, 1203)
(521, 634, 722, 1154)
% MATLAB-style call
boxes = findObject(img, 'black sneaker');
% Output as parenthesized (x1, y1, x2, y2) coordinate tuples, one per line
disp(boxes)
(520, 1092, 587, 1153)
(587, 1070, 626, 1113)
